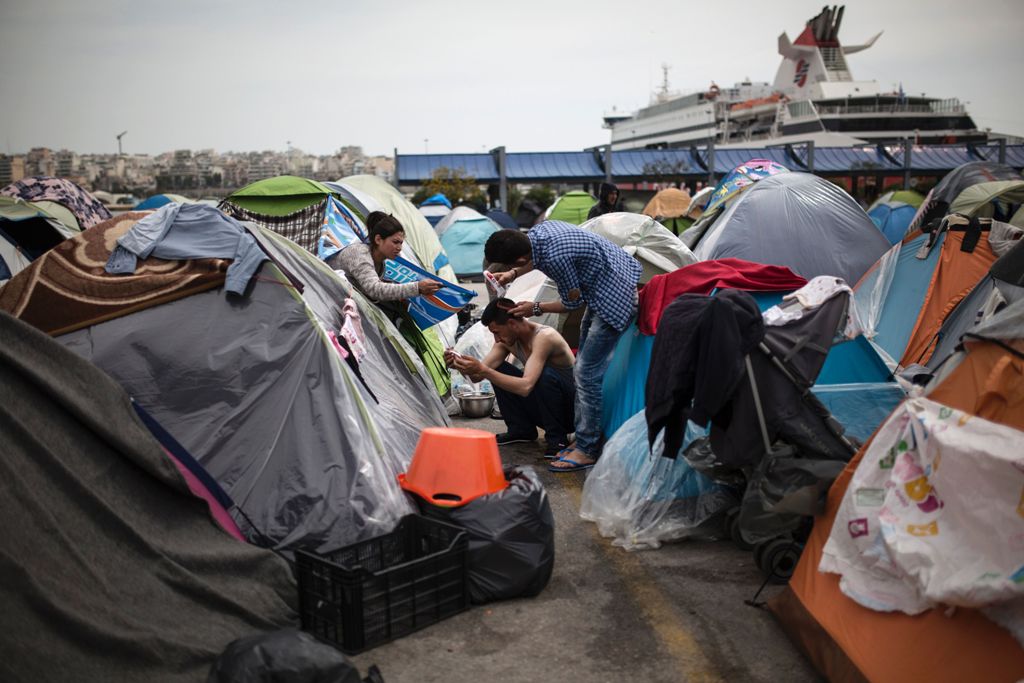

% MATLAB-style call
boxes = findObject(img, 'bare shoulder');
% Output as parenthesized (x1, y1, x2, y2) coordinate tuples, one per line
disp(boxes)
(535, 326, 573, 355)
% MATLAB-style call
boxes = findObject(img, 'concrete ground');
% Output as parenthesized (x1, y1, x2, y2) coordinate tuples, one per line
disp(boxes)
(351, 412, 820, 683)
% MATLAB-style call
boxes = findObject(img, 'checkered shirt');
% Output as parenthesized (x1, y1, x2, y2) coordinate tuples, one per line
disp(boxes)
(529, 220, 641, 331)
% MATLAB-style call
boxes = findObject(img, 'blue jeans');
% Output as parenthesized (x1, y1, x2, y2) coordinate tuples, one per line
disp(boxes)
(492, 362, 575, 445)
(574, 309, 629, 457)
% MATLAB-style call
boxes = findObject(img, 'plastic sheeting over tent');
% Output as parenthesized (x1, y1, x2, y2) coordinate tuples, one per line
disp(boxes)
(1, 175, 111, 230)
(434, 207, 500, 278)
(0, 210, 448, 555)
(0, 310, 296, 682)
(579, 212, 696, 283)
(867, 189, 924, 244)
(691, 172, 890, 285)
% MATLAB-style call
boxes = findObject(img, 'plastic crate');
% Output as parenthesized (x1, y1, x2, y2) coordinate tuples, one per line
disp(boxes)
(296, 514, 469, 654)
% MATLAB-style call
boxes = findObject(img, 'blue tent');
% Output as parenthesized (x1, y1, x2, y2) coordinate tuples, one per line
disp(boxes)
(434, 207, 500, 278)
(867, 190, 925, 244)
(486, 209, 518, 230)
(134, 194, 192, 211)
(419, 193, 452, 228)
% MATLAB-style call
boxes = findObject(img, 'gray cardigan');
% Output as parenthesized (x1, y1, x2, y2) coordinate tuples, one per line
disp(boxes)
(330, 243, 419, 302)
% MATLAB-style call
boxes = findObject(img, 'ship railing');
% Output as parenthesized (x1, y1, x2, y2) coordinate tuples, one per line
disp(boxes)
(816, 100, 965, 116)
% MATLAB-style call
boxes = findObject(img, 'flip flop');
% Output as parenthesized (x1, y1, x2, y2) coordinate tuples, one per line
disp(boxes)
(544, 446, 573, 461)
(548, 456, 595, 473)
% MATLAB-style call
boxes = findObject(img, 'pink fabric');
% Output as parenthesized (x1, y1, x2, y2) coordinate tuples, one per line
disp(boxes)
(638, 258, 807, 335)
(164, 447, 245, 541)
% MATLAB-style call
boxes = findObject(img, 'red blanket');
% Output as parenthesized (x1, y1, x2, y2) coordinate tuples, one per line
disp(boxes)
(638, 258, 807, 334)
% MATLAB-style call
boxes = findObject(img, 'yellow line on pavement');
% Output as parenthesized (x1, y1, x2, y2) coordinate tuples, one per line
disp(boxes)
(562, 474, 724, 683)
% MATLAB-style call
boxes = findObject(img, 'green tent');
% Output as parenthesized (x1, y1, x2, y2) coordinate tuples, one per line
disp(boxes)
(225, 176, 334, 216)
(949, 180, 1024, 227)
(545, 191, 596, 225)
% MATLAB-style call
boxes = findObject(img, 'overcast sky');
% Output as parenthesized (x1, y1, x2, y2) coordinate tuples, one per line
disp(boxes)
(2, 0, 1022, 157)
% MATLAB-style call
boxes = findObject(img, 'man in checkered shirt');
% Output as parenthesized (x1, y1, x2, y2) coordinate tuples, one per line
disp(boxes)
(486, 220, 641, 472)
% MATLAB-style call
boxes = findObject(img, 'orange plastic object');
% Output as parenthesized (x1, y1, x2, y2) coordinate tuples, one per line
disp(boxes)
(398, 428, 508, 507)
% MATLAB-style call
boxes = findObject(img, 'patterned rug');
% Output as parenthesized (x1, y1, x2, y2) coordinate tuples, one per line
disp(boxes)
(0, 212, 229, 336)
(1, 176, 112, 229)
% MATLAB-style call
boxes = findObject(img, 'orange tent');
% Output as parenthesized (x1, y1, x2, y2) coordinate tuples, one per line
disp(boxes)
(770, 321, 1024, 682)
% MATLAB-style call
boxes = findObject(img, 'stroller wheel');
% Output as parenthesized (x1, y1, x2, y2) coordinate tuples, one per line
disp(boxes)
(728, 510, 754, 551)
(760, 539, 803, 584)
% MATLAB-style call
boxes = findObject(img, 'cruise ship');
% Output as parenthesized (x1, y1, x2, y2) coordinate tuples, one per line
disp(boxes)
(604, 6, 986, 151)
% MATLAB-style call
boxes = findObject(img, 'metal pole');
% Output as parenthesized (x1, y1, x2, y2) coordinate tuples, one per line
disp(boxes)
(999, 138, 1007, 165)
(806, 141, 815, 174)
(604, 144, 613, 185)
(392, 147, 400, 188)
(493, 146, 508, 211)
(706, 138, 716, 188)
(903, 139, 912, 190)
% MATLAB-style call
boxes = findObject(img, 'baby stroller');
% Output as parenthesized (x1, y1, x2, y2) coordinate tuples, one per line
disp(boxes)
(646, 285, 859, 583)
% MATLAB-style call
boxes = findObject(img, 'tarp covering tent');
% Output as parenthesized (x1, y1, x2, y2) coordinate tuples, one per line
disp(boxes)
(1, 175, 111, 230)
(868, 189, 924, 244)
(642, 187, 693, 235)
(0, 197, 77, 284)
(769, 300, 1024, 683)
(434, 206, 501, 279)
(0, 209, 448, 554)
(580, 212, 697, 283)
(855, 211, 1023, 370)
(135, 193, 193, 211)
(690, 172, 890, 285)
(0, 310, 296, 682)
(419, 193, 452, 227)
(703, 159, 789, 215)
(542, 191, 596, 225)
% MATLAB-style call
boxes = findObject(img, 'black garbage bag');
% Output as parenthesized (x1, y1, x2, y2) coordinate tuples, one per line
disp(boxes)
(207, 628, 384, 683)
(419, 466, 555, 604)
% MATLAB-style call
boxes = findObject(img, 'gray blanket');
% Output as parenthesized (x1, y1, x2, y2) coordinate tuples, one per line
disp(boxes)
(0, 311, 297, 682)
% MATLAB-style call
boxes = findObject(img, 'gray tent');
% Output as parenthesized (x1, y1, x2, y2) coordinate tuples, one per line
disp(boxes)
(0, 310, 295, 682)
(691, 172, 890, 285)
(2, 209, 447, 555)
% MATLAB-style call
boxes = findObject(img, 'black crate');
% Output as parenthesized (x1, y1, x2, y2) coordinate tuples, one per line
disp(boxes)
(296, 514, 469, 654)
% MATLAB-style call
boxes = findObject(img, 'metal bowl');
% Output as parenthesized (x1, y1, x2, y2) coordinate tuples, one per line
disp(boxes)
(457, 392, 495, 418)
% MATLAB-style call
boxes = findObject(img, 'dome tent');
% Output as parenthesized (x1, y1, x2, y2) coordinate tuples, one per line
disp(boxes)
(434, 206, 501, 279)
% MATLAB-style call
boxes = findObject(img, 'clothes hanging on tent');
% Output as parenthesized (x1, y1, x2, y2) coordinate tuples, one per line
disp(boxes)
(106, 203, 267, 295)
(645, 289, 764, 458)
(637, 258, 806, 334)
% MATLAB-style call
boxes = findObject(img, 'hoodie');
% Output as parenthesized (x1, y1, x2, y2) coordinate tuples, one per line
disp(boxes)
(587, 182, 620, 220)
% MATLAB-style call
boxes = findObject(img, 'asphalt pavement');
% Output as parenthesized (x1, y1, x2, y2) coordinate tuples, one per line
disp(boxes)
(350, 412, 820, 683)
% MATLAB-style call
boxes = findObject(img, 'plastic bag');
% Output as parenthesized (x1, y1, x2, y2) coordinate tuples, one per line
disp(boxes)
(207, 628, 383, 683)
(420, 466, 554, 604)
(580, 411, 739, 551)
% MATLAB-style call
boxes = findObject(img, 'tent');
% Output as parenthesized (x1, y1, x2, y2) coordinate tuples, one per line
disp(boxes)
(0, 209, 448, 555)
(642, 187, 693, 235)
(340, 175, 457, 281)
(0, 309, 295, 682)
(135, 193, 193, 211)
(855, 197, 1023, 369)
(580, 212, 696, 283)
(542, 191, 596, 225)
(486, 209, 518, 230)
(434, 206, 501, 279)
(909, 160, 1021, 233)
(867, 189, 924, 244)
(419, 193, 452, 227)
(690, 172, 890, 285)
(948, 179, 1024, 226)
(219, 176, 336, 255)
(769, 299, 1024, 683)
(0, 197, 77, 284)
(1, 175, 111, 230)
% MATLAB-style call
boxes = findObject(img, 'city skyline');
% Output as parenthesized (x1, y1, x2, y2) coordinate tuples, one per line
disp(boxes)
(2, 0, 1023, 157)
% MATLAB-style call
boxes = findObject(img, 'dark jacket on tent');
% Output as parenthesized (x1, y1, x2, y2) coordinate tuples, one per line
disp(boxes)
(587, 182, 621, 220)
(0, 310, 296, 682)
(645, 290, 765, 458)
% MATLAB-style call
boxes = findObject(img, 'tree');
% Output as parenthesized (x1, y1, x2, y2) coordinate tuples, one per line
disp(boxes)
(419, 166, 479, 206)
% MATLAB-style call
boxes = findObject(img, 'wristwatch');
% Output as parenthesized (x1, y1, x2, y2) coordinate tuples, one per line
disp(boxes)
(532, 301, 542, 317)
